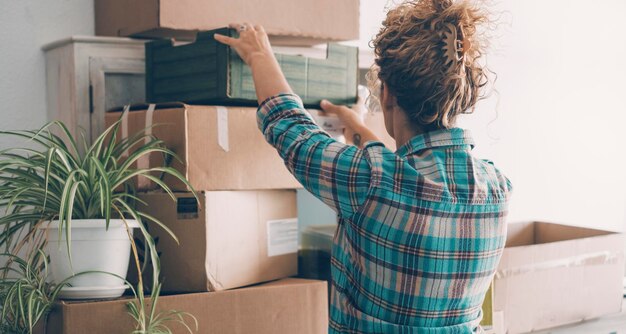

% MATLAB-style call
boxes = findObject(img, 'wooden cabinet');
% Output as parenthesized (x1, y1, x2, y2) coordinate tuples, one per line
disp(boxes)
(43, 36, 146, 142)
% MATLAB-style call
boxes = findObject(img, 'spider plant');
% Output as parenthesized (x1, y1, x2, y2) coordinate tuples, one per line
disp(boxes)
(0, 117, 197, 332)
(0, 250, 70, 334)
(0, 118, 195, 282)
(127, 279, 198, 334)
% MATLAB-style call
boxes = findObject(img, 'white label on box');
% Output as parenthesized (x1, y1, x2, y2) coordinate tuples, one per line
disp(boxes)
(267, 218, 298, 257)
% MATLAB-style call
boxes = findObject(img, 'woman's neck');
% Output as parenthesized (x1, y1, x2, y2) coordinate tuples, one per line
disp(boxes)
(392, 109, 423, 148)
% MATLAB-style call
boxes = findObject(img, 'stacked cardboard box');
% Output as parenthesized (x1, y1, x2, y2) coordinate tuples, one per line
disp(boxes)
(93, 1, 368, 332)
(103, 37, 363, 294)
(42, 278, 328, 333)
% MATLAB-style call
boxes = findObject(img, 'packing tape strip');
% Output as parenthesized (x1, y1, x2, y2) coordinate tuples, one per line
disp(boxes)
(121, 105, 130, 159)
(137, 104, 156, 171)
(144, 104, 156, 139)
(216, 106, 229, 152)
(495, 250, 621, 279)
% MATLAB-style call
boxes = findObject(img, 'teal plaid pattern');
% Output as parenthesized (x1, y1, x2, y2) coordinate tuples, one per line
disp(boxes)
(258, 94, 513, 333)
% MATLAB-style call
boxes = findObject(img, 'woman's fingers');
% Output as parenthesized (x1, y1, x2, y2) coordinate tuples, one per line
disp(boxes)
(228, 22, 255, 32)
(227, 22, 245, 31)
(214, 33, 237, 46)
(321, 100, 352, 116)
(321, 99, 364, 129)
(320, 99, 340, 114)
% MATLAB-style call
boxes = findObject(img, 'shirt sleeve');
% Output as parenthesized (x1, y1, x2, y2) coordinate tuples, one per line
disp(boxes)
(257, 93, 376, 218)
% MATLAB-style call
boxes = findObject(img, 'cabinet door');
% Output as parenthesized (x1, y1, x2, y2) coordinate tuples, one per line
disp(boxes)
(89, 57, 145, 142)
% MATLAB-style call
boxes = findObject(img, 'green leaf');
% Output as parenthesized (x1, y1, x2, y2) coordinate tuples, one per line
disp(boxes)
(90, 156, 112, 226)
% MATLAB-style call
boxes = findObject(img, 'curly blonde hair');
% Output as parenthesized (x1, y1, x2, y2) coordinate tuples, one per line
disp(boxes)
(370, 0, 490, 130)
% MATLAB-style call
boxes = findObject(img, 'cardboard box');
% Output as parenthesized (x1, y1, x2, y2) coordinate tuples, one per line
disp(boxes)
(105, 104, 391, 192)
(491, 222, 625, 333)
(42, 278, 328, 334)
(95, 0, 359, 46)
(105, 103, 301, 191)
(137, 190, 298, 292)
(145, 29, 358, 107)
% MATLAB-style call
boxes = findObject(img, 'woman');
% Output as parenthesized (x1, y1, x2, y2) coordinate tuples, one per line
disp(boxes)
(215, 0, 512, 332)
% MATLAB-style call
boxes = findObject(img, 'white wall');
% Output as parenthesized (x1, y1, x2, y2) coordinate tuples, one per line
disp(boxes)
(457, 0, 626, 231)
(359, 0, 626, 231)
(0, 0, 94, 148)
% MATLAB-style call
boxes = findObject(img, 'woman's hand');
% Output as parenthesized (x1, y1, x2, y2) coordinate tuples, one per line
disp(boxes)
(214, 23, 292, 103)
(320, 100, 364, 130)
(320, 100, 381, 148)
(214, 23, 273, 68)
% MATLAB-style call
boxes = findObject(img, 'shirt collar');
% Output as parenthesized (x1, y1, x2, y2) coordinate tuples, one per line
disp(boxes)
(395, 128, 475, 156)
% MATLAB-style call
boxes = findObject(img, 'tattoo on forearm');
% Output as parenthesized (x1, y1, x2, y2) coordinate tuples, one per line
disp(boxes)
(353, 133, 362, 147)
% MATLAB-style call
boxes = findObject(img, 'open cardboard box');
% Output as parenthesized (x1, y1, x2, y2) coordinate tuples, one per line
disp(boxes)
(489, 221, 625, 334)
(95, 0, 359, 46)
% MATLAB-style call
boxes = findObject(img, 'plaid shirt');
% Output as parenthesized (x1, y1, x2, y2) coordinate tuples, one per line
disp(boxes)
(258, 94, 512, 333)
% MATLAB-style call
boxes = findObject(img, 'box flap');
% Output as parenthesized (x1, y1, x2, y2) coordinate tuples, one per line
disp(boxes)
(534, 221, 614, 244)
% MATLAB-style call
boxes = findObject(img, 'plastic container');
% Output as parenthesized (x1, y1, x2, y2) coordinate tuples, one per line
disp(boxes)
(145, 28, 358, 107)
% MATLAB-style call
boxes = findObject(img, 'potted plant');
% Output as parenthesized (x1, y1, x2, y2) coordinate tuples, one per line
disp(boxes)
(0, 119, 193, 300)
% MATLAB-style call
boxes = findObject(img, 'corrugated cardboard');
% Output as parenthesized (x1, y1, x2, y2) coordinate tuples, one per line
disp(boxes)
(145, 29, 358, 107)
(492, 221, 625, 334)
(105, 103, 301, 191)
(137, 190, 298, 292)
(42, 278, 328, 334)
(95, 0, 359, 46)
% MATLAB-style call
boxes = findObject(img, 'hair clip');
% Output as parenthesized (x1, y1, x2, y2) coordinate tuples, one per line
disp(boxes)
(441, 23, 469, 70)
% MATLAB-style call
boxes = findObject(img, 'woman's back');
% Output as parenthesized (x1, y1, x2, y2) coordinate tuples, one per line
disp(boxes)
(327, 128, 511, 332)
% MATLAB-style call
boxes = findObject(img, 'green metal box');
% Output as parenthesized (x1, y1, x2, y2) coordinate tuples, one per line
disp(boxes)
(145, 28, 358, 107)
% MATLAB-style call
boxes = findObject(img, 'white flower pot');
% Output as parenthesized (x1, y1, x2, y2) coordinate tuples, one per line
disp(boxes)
(43, 219, 140, 300)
